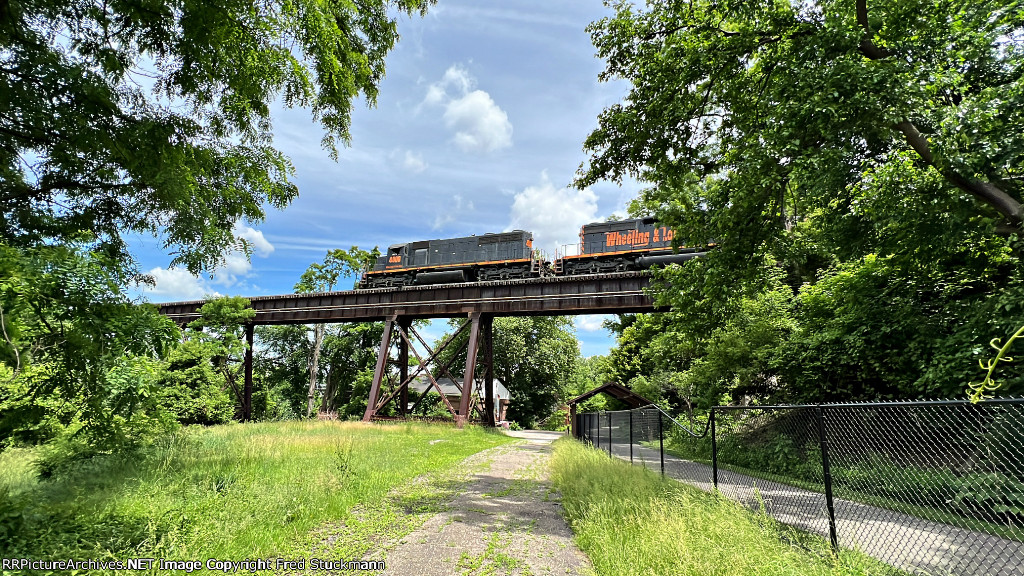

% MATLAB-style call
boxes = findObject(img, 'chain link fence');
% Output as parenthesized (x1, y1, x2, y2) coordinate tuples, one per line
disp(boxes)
(574, 399, 1024, 576)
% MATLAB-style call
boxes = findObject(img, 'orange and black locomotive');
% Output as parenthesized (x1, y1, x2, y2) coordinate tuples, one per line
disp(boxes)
(557, 217, 705, 275)
(358, 218, 707, 289)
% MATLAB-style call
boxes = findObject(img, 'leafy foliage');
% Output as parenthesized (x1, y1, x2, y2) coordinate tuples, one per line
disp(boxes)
(0, 0, 431, 449)
(155, 340, 234, 426)
(2, 0, 432, 272)
(182, 296, 255, 416)
(583, 1, 1024, 406)
(0, 246, 179, 450)
(254, 322, 384, 419)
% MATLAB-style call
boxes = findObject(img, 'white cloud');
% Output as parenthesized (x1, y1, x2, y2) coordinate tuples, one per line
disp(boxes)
(233, 222, 274, 257)
(402, 150, 428, 173)
(143, 267, 221, 301)
(433, 194, 474, 230)
(575, 315, 612, 332)
(141, 223, 275, 300)
(507, 172, 599, 250)
(424, 65, 513, 153)
(213, 252, 252, 287)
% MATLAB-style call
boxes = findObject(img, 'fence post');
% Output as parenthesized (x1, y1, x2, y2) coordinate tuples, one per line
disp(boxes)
(658, 410, 665, 477)
(596, 413, 600, 449)
(629, 409, 634, 464)
(815, 405, 839, 554)
(608, 411, 613, 457)
(711, 408, 718, 490)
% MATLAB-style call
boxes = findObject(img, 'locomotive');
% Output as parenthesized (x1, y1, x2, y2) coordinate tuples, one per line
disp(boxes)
(358, 217, 706, 289)
(360, 230, 544, 288)
(557, 217, 705, 275)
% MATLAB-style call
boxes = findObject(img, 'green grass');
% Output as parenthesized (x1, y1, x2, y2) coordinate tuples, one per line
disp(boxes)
(0, 421, 511, 573)
(550, 438, 904, 576)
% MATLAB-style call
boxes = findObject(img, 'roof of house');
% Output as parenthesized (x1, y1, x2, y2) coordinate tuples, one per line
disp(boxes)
(409, 375, 510, 400)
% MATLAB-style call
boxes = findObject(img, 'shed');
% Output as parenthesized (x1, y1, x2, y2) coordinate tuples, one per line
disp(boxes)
(566, 382, 654, 437)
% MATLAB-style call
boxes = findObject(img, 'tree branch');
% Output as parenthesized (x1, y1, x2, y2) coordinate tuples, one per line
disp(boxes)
(895, 121, 1023, 225)
(856, 0, 891, 60)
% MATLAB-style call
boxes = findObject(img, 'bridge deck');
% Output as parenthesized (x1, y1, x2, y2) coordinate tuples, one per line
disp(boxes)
(157, 271, 657, 324)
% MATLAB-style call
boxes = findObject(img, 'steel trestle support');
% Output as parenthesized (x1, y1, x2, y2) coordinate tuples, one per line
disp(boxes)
(361, 312, 497, 426)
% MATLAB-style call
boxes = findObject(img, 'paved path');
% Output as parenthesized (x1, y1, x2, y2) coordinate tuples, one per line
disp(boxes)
(380, 430, 590, 575)
(604, 440, 1024, 576)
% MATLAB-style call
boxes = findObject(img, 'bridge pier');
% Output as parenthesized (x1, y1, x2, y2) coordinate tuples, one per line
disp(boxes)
(361, 312, 496, 425)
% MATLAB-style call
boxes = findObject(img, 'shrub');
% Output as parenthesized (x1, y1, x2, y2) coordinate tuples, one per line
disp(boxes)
(156, 340, 234, 425)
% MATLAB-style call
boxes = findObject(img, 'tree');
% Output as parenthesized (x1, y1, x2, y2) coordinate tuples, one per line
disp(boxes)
(253, 321, 383, 419)
(156, 339, 234, 426)
(0, 245, 179, 448)
(1, 1, 426, 445)
(294, 247, 378, 417)
(580, 1, 1024, 246)
(2, 0, 433, 273)
(184, 296, 255, 417)
(578, 1, 1024, 404)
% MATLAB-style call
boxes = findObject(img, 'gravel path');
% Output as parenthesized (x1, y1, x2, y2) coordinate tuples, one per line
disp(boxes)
(379, 431, 590, 576)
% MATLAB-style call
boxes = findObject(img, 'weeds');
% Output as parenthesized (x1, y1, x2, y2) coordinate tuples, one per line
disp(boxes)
(550, 438, 903, 576)
(0, 421, 511, 565)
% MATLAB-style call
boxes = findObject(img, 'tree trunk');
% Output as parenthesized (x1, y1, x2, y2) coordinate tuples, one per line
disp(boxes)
(306, 323, 324, 418)
(319, 365, 336, 414)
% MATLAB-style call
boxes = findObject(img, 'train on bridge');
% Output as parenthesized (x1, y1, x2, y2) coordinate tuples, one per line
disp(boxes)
(358, 217, 708, 289)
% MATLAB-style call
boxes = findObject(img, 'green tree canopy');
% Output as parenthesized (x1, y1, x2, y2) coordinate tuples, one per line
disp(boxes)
(2, 0, 431, 272)
(580, 0, 1024, 259)
(580, 1, 1024, 406)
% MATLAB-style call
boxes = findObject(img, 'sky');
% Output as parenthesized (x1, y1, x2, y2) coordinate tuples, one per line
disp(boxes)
(133, 1, 643, 357)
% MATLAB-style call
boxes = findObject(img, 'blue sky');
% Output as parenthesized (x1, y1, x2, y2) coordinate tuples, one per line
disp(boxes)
(134, 1, 641, 357)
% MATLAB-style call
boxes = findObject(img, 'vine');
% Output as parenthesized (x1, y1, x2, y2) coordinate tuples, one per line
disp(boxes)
(968, 325, 1024, 402)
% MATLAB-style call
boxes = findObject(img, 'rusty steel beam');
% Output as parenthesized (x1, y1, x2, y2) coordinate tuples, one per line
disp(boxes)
(392, 325, 458, 418)
(372, 321, 470, 413)
(410, 325, 463, 393)
(157, 272, 656, 325)
(362, 315, 396, 422)
(457, 313, 482, 428)
(398, 318, 410, 417)
(483, 316, 494, 427)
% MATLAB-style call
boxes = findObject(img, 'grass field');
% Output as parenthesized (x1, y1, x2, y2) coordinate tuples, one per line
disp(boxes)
(0, 421, 511, 572)
(549, 438, 905, 576)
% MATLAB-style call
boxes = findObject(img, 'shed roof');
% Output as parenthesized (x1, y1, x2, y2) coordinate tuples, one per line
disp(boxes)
(567, 382, 653, 409)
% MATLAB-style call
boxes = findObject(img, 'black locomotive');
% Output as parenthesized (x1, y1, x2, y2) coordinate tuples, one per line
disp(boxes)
(358, 218, 706, 288)
(361, 230, 545, 288)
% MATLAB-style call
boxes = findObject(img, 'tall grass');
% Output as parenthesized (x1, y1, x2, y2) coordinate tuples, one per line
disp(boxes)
(0, 421, 510, 567)
(549, 438, 902, 576)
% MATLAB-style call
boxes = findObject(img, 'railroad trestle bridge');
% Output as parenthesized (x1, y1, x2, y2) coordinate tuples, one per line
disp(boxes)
(157, 271, 659, 426)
